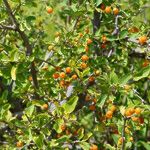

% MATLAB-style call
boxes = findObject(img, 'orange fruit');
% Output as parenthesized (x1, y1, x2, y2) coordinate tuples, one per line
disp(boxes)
(105, 6, 111, 14)
(42, 104, 48, 110)
(118, 137, 124, 145)
(65, 67, 71, 74)
(72, 74, 78, 80)
(93, 98, 97, 103)
(129, 137, 133, 142)
(28, 76, 33, 81)
(55, 66, 61, 71)
(131, 117, 139, 122)
(138, 36, 147, 45)
(60, 72, 66, 78)
(16, 141, 23, 148)
(65, 129, 70, 135)
(142, 60, 149, 67)
(89, 105, 96, 111)
(95, 70, 100, 76)
(128, 27, 139, 33)
(102, 35, 107, 43)
(90, 144, 98, 150)
(47, 7, 53, 14)
(61, 124, 66, 131)
(113, 8, 119, 15)
(87, 39, 93, 45)
(100, 3, 106, 10)
(81, 62, 87, 69)
(138, 117, 144, 124)
(79, 33, 83, 37)
(85, 45, 89, 52)
(55, 32, 60, 37)
(85, 95, 91, 101)
(88, 76, 95, 83)
(110, 105, 116, 112)
(53, 73, 59, 79)
(59, 80, 65, 87)
(135, 108, 142, 115)
(106, 110, 113, 119)
(125, 108, 135, 117)
(81, 55, 89, 61)
(101, 43, 106, 49)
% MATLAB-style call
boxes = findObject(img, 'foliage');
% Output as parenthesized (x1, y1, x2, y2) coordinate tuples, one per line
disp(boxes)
(0, 0, 150, 149)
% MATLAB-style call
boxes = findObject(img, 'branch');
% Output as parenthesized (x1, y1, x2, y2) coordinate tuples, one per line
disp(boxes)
(112, 15, 123, 35)
(3, 0, 32, 55)
(0, 24, 16, 30)
(121, 117, 126, 150)
(3, 0, 39, 89)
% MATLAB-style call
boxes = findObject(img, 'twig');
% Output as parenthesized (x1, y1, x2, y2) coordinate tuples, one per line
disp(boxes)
(133, 89, 146, 104)
(121, 117, 126, 150)
(0, 24, 16, 30)
(112, 15, 123, 35)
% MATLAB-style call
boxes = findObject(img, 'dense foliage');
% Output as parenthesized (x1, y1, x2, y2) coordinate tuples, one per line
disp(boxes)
(0, 0, 150, 149)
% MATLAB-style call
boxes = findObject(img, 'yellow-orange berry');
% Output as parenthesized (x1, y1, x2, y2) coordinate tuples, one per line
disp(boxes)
(89, 105, 96, 111)
(47, 7, 53, 14)
(88, 76, 95, 83)
(53, 73, 59, 79)
(135, 108, 142, 115)
(106, 110, 113, 119)
(61, 124, 66, 131)
(81, 62, 87, 69)
(60, 72, 66, 78)
(16, 141, 23, 148)
(102, 35, 107, 43)
(90, 144, 98, 150)
(87, 39, 93, 45)
(138, 36, 147, 45)
(105, 6, 111, 14)
(65, 67, 71, 74)
(129, 137, 134, 142)
(81, 55, 89, 61)
(72, 74, 78, 80)
(113, 8, 119, 15)
(110, 105, 117, 112)
(42, 104, 48, 110)
(59, 80, 65, 87)
(95, 70, 100, 76)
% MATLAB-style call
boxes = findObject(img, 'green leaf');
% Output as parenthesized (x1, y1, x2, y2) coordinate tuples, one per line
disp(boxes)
(79, 141, 90, 150)
(25, 105, 35, 117)
(104, 143, 116, 150)
(95, 0, 102, 6)
(138, 141, 150, 150)
(62, 96, 78, 114)
(11, 66, 17, 80)
(97, 94, 107, 108)
(33, 134, 44, 149)
(134, 65, 150, 81)
(110, 71, 118, 84)
(119, 29, 128, 39)
(77, 127, 84, 140)
(82, 68, 90, 77)
(119, 74, 132, 85)
(53, 118, 64, 133)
